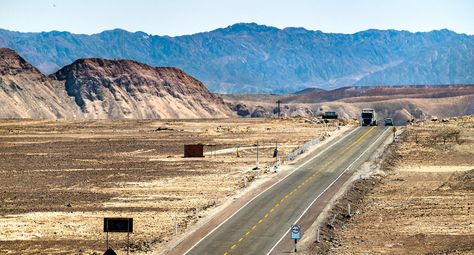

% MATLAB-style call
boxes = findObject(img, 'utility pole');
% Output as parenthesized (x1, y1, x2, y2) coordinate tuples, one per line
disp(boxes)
(253, 141, 260, 170)
(276, 100, 281, 118)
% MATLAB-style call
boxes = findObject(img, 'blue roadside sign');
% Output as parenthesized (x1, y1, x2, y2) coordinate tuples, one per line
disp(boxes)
(291, 224, 301, 239)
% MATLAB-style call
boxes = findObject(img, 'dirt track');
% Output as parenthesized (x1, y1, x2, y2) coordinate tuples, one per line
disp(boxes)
(0, 118, 335, 254)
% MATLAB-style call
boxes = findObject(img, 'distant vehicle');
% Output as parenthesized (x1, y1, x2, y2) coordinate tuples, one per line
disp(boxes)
(384, 118, 394, 126)
(322, 111, 338, 119)
(361, 108, 377, 126)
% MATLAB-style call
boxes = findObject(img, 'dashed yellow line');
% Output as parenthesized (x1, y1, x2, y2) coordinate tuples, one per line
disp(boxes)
(223, 127, 377, 253)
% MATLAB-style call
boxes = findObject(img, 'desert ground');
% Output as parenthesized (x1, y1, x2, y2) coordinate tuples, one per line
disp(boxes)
(0, 118, 339, 254)
(308, 115, 474, 254)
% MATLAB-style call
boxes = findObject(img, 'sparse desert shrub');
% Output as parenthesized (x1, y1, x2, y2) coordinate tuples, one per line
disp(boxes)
(432, 127, 462, 145)
(405, 129, 420, 144)
(413, 130, 419, 144)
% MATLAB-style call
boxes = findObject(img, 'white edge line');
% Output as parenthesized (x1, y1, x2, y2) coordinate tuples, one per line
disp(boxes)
(266, 127, 390, 255)
(183, 127, 360, 254)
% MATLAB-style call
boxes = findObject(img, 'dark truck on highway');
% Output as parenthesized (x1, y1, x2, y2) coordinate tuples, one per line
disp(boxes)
(322, 111, 338, 119)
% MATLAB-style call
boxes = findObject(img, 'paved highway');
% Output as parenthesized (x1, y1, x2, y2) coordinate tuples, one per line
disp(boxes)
(185, 126, 391, 255)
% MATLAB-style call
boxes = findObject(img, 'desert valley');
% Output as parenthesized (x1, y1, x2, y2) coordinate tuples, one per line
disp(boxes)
(0, 46, 473, 254)
(0, 3, 473, 253)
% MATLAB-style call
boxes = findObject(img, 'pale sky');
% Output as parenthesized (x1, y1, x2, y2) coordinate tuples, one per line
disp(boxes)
(0, 0, 473, 36)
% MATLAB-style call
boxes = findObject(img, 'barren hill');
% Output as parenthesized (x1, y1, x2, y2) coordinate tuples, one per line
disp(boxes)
(0, 48, 81, 118)
(284, 85, 474, 103)
(223, 85, 474, 125)
(0, 48, 233, 119)
(52, 58, 233, 119)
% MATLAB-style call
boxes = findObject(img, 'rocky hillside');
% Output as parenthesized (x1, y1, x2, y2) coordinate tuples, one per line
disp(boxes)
(1, 24, 473, 93)
(0, 48, 81, 118)
(0, 48, 233, 119)
(52, 58, 233, 119)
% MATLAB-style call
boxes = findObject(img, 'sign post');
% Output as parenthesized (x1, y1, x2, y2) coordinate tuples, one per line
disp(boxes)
(104, 218, 133, 255)
(291, 224, 301, 252)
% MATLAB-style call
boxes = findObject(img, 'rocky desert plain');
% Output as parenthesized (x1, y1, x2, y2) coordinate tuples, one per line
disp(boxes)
(0, 118, 342, 254)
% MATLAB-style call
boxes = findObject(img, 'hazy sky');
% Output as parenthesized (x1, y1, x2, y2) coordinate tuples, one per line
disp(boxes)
(1, 0, 473, 36)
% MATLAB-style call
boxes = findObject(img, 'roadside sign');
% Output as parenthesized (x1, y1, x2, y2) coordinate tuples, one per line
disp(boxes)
(291, 224, 301, 239)
(104, 218, 133, 233)
(104, 218, 133, 255)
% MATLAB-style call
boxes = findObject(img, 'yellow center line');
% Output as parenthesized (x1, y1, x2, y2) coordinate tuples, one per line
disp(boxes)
(224, 127, 378, 253)
(356, 126, 375, 142)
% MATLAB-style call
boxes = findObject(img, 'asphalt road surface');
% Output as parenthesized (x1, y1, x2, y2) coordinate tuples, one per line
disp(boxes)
(185, 126, 391, 255)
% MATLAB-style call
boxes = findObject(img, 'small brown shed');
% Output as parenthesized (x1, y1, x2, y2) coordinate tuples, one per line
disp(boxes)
(184, 144, 204, 157)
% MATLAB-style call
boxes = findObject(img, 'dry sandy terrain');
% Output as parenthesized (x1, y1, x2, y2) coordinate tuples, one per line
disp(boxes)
(309, 115, 474, 254)
(0, 118, 337, 254)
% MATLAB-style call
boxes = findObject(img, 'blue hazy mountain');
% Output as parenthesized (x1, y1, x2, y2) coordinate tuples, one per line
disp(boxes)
(0, 23, 472, 93)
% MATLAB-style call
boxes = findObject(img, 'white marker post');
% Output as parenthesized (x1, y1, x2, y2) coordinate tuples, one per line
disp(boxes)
(316, 228, 320, 243)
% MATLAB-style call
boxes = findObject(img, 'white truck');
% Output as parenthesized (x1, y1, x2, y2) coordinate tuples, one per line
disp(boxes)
(361, 108, 377, 126)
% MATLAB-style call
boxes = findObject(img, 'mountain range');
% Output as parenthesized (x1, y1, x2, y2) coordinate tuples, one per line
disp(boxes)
(1, 47, 473, 122)
(1, 23, 473, 93)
